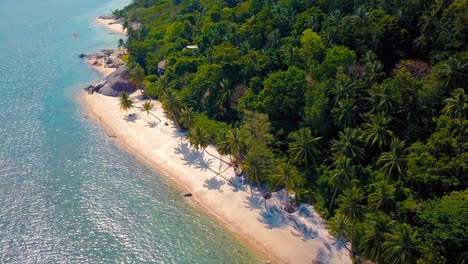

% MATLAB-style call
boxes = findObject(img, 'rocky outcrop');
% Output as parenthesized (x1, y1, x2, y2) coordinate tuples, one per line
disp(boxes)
(96, 66, 136, 96)
(98, 14, 115, 20)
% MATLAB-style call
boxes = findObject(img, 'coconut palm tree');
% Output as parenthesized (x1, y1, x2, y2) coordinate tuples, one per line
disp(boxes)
(368, 180, 397, 213)
(382, 224, 426, 264)
(118, 38, 125, 50)
(218, 128, 247, 165)
(243, 146, 273, 202)
(331, 99, 359, 128)
(187, 127, 229, 167)
(271, 160, 302, 212)
(288, 128, 322, 173)
(178, 107, 195, 130)
(118, 92, 134, 112)
(443, 88, 467, 120)
(328, 213, 352, 254)
(437, 57, 468, 89)
(377, 138, 407, 180)
(161, 88, 181, 128)
(328, 157, 354, 210)
(142, 101, 161, 122)
(331, 128, 365, 162)
(361, 113, 394, 149)
(337, 186, 365, 223)
(361, 213, 395, 263)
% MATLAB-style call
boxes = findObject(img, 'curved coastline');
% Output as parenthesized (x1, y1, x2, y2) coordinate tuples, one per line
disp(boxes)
(83, 17, 351, 264)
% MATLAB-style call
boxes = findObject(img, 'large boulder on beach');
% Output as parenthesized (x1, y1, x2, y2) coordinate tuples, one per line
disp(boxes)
(96, 66, 136, 96)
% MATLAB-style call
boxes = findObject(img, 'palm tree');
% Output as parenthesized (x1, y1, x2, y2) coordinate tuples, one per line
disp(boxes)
(271, 160, 302, 212)
(188, 127, 229, 167)
(178, 107, 195, 130)
(142, 101, 161, 122)
(370, 84, 398, 115)
(377, 138, 407, 180)
(161, 88, 181, 128)
(117, 38, 125, 50)
(382, 224, 426, 264)
(331, 99, 359, 129)
(328, 213, 352, 254)
(337, 186, 365, 223)
(368, 180, 397, 213)
(361, 113, 394, 149)
(442, 88, 467, 151)
(443, 88, 467, 120)
(331, 128, 365, 162)
(243, 146, 273, 200)
(328, 157, 354, 210)
(218, 128, 247, 165)
(361, 213, 395, 263)
(437, 56, 468, 89)
(288, 128, 322, 173)
(118, 92, 134, 112)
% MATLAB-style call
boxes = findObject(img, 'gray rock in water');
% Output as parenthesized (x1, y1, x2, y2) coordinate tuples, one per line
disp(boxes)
(106, 58, 113, 64)
(96, 66, 136, 96)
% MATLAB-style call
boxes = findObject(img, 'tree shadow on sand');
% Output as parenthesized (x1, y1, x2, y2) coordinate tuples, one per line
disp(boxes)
(175, 142, 202, 166)
(244, 194, 263, 210)
(203, 177, 225, 192)
(123, 113, 138, 122)
(258, 205, 287, 229)
(290, 217, 318, 241)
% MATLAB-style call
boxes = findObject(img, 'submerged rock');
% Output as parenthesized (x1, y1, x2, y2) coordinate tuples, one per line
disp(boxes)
(95, 66, 136, 96)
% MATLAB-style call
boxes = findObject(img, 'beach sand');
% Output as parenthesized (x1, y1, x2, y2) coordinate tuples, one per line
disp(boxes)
(95, 17, 126, 35)
(83, 18, 352, 264)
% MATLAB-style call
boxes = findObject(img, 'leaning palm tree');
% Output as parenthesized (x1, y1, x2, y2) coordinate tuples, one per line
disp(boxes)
(118, 92, 134, 112)
(377, 138, 407, 181)
(142, 101, 161, 122)
(361, 113, 394, 149)
(187, 127, 229, 166)
(288, 128, 322, 173)
(382, 224, 426, 264)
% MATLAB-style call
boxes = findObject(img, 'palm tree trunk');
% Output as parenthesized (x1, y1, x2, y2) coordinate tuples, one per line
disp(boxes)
(285, 176, 289, 211)
(329, 187, 338, 211)
(204, 149, 230, 166)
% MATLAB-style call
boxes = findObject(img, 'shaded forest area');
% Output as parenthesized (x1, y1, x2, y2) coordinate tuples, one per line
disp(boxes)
(116, 0, 467, 263)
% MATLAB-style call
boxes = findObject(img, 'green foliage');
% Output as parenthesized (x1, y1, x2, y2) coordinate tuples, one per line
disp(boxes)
(417, 190, 468, 264)
(119, 0, 468, 261)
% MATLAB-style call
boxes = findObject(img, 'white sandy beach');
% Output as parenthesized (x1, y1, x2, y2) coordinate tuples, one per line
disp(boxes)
(83, 18, 352, 264)
(95, 17, 126, 35)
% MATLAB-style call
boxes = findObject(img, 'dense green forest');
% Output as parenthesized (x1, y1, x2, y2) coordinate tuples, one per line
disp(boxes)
(116, 0, 467, 263)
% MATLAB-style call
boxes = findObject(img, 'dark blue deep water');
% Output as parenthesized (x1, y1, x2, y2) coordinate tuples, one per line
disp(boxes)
(0, 0, 257, 263)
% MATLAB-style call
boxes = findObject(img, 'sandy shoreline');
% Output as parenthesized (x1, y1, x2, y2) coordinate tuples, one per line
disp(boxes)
(83, 17, 351, 264)
(95, 17, 126, 35)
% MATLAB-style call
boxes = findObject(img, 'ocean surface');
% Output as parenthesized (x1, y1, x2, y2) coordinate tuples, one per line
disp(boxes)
(0, 0, 258, 263)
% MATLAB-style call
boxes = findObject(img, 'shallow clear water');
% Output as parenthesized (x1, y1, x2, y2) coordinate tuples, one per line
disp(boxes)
(0, 1, 258, 263)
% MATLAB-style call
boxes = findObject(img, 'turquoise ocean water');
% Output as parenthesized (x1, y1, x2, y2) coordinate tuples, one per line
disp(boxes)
(0, 0, 258, 263)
